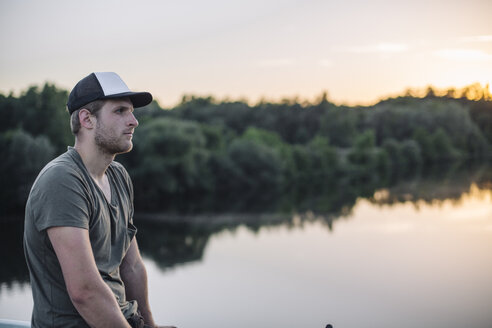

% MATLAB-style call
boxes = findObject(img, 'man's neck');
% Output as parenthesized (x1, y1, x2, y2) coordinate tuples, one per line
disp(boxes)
(74, 141, 115, 181)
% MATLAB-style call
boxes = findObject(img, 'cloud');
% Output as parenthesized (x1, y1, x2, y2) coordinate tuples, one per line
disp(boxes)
(337, 42, 409, 54)
(257, 58, 295, 67)
(433, 48, 492, 61)
(459, 35, 492, 43)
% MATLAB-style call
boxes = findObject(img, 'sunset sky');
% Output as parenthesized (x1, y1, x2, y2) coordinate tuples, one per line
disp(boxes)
(1, 0, 491, 107)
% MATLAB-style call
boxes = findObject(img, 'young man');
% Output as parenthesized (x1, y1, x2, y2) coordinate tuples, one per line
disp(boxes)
(24, 72, 175, 328)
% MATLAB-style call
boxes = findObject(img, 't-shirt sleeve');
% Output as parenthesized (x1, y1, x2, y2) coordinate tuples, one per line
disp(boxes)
(30, 164, 92, 232)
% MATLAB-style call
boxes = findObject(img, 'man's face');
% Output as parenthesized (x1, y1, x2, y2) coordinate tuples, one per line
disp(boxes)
(93, 98, 139, 155)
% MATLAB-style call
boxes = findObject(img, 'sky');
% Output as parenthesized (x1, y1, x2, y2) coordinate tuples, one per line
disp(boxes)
(1, 0, 491, 108)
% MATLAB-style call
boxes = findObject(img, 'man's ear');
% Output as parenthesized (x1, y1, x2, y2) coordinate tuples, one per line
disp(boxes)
(78, 109, 96, 130)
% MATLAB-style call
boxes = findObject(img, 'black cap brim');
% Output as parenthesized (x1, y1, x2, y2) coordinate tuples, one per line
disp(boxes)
(103, 91, 153, 108)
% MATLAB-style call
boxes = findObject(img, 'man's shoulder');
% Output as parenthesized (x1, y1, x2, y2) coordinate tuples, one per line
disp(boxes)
(33, 150, 85, 188)
(111, 159, 126, 171)
(110, 160, 131, 180)
(109, 160, 134, 199)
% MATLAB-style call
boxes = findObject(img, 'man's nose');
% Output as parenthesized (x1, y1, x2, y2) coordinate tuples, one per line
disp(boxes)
(129, 112, 139, 127)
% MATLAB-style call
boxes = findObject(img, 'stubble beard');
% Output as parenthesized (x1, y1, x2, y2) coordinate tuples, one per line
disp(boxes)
(94, 121, 133, 156)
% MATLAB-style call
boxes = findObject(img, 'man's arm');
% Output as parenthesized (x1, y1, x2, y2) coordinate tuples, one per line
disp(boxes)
(47, 226, 131, 328)
(120, 238, 157, 326)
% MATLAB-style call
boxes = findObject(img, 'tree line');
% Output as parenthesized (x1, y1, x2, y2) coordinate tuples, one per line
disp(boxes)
(1, 83, 491, 214)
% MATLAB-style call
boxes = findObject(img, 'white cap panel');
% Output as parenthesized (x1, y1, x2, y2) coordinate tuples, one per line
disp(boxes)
(94, 72, 130, 96)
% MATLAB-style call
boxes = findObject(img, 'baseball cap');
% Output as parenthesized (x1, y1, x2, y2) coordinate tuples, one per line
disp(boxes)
(67, 72, 153, 114)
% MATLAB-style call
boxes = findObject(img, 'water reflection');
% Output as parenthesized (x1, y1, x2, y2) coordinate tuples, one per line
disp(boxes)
(0, 221, 29, 287)
(136, 219, 211, 270)
(2, 165, 492, 327)
(1, 163, 491, 287)
(135, 212, 336, 271)
(369, 162, 492, 206)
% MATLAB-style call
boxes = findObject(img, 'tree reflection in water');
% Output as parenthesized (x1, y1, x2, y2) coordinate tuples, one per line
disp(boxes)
(1, 162, 491, 287)
(0, 221, 29, 287)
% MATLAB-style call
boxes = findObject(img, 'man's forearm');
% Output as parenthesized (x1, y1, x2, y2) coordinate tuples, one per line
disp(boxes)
(70, 278, 131, 328)
(121, 258, 156, 326)
(47, 226, 131, 328)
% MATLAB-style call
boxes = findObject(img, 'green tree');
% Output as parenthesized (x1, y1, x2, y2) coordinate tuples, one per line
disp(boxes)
(319, 107, 357, 147)
(382, 138, 422, 175)
(225, 138, 284, 193)
(290, 136, 339, 192)
(469, 100, 492, 149)
(382, 139, 404, 169)
(306, 135, 338, 180)
(241, 127, 295, 182)
(0, 93, 18, 134)
(431, 128, 461, 161)
(413, 128, 435, 163)
(16, 83, 72, 153)
(127, 118, 212, 209)
(348, 130, 377, 165)
(347, 130, 386, 181)
(0, 129, 55, 213)
(400, 139, 423, 170)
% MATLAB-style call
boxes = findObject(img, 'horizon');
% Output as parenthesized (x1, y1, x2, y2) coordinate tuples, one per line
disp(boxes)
(1, 0, 491, 108)
(2, 80, 490, 109)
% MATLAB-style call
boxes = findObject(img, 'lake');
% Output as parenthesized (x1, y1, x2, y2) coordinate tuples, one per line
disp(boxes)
(1, 182, 492, 327)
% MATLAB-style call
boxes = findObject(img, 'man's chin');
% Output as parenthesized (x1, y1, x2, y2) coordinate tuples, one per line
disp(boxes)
(108, 141, 133, 156)
(116, 144, 133, 155)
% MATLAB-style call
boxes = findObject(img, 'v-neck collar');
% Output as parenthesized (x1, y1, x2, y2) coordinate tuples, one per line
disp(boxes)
(67, 146, 117, 207)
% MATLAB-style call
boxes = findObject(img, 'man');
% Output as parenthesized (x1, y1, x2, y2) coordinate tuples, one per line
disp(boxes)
(24, 72, 175, 328)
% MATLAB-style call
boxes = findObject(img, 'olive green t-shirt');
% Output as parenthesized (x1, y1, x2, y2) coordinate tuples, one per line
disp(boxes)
(24, 147, 138, 327)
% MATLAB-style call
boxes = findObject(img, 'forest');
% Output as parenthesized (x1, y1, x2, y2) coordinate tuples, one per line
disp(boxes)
(1, 83, 491, 215)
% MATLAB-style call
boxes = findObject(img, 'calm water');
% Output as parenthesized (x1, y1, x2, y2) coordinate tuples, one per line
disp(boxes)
(1, 185, 492, 327)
